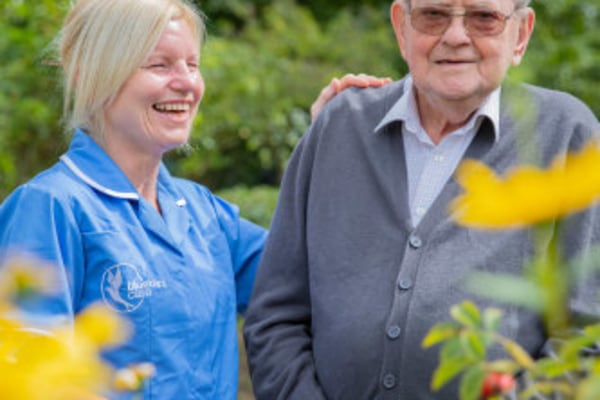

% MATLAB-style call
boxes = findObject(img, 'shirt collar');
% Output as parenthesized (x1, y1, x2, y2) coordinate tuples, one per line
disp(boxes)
(374, 75, 501, 142)
(59, 129, 178, 201)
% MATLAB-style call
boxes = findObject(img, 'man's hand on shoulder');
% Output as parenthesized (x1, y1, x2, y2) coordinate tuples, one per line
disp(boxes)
(311, 73, 393, 121)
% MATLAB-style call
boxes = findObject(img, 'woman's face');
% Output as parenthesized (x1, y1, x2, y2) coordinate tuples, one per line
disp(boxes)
(103, 19, 204, 158)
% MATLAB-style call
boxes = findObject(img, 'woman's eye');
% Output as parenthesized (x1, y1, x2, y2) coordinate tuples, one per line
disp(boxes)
(141, 63, 168, 70)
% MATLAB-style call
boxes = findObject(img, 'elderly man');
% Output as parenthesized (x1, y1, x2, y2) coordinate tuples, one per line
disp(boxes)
(244, 0, 600, 399)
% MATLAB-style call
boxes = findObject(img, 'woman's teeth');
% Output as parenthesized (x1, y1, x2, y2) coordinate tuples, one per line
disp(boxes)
(153, 103, 190, 112)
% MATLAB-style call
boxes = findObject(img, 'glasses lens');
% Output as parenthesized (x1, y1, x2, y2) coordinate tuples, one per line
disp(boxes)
(411, 8, 451, 35)
(465, 10, 505, 36)
(411, 7, 508, 37)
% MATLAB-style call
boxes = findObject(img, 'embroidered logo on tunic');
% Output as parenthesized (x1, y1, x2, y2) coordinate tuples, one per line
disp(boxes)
(101, 263, 167, 313)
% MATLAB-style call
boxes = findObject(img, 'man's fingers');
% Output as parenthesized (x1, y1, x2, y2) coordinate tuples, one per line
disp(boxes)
(310, 79, 339, 121)
(311, 74, 393, 121)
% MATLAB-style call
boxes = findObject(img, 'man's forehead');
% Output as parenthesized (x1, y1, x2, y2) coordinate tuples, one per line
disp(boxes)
(411, 0, 513, 8)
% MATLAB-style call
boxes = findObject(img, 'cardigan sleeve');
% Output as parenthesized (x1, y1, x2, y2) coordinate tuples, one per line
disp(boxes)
(244, 125, 328, 400)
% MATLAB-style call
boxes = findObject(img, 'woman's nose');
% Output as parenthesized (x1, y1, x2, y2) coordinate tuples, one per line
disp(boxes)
(170, 61, 199, 90)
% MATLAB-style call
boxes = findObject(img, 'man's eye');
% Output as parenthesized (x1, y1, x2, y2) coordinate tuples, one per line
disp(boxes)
(422, 8, 450, 18)
(469, 10, 501, 21)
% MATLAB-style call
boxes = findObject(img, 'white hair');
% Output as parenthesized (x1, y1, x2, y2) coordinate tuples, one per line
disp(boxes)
(401, 0, 532, 10)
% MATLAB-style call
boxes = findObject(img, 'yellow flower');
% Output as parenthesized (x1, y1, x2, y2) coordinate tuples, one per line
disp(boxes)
(113, 362, 156, 392)
(73, 302, 131, 347)
(451, 141, 600, 228)
(0, 315, 113, 400)
(0, 256, 58, 302)
(0, 260, 133, 400)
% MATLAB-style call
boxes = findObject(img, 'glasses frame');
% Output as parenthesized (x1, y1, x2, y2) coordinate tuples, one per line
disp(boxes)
(407, 5, 520, 37)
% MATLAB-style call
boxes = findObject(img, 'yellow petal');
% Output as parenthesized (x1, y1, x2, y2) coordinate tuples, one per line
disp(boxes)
(74, 302, 130, 347)
(450, 141, 600, 228)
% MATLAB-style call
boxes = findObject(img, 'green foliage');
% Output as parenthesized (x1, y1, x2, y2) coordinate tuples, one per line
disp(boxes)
(0, 0, 598, 201)
(216, 185, 279, 228)
(0, 0, 68, 200)
(424, 301, 512, 396)
(424, 221, 600, 399)
(1, 2, 599, 399)
(168, 0, 400, 189)
(513, 0, 600, 117)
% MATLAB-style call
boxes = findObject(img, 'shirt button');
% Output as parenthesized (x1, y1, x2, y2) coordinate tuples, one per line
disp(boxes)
(434, 154, 445, 162)
(387, 325, 402, 340)
(408, 234, 422, 249)
(415, 206, 426, 216)
(398, 278, 413, 290)
(382, 373, 397, 390)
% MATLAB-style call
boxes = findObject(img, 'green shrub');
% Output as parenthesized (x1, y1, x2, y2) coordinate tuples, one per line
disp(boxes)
(216, 185, 279, 228)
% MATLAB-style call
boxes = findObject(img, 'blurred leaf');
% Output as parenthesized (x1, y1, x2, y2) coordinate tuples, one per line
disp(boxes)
(433, 337, 479, 390)
(482, 307, 503, 332)
(577, 376, 600, 400)
(459, 366, 485, 400)
(450, 301, 481, 329)
(460, 331, 486, 360)
(535, 357, 579, 379)
(465, 272, 545, 311)
(497, 336, 535, 369)
(582, 323, 600, 340)
(519, 381, 574, 399)
(422, 322, 461, 348)
(558, 334, 597, 362)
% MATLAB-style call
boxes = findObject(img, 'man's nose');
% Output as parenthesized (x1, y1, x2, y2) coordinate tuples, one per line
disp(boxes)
(441, 15, 471, 43)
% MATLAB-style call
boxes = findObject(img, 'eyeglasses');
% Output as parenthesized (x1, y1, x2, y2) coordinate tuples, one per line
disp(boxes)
(409, 6, 517, 37)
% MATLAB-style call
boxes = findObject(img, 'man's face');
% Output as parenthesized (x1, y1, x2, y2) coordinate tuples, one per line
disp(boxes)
(391, 0, 534, 108)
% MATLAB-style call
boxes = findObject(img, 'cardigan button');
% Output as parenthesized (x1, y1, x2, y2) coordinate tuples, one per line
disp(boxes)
(386, 325, 402, 340)
(382, 373, 397, 390)
(398, 278, 413, 290)
(408, 234, 422, 249)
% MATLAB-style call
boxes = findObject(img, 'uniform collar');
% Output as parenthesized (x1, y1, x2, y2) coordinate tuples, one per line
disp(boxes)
(61, 130, 188, 210)
(374, 75, 501, 142)
(60, 129, 141, 200)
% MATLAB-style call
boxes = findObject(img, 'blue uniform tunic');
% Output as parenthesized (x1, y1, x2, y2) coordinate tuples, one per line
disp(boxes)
(0, 129, 267, 399)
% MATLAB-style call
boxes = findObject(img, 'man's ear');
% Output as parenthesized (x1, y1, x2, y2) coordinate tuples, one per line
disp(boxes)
(512, 8, 535, 66)
(391, 1, 409, 60)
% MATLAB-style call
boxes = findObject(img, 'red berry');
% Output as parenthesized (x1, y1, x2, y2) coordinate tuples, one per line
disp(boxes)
(480, 372, 516, 399)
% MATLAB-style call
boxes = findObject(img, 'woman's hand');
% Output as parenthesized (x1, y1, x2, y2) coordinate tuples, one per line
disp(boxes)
(310, 74, 393, 121)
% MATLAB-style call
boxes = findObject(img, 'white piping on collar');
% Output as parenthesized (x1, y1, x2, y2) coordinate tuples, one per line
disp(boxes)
(60, 155, 139, 200)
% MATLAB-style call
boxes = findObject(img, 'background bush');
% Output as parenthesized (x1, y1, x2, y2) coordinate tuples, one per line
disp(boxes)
(216, 185, 279, 228)
(1, 1, 599, 399)
(1, 0, 598, 200)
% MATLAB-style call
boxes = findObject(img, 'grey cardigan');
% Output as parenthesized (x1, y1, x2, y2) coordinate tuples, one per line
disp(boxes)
(244, 78, 600, 400)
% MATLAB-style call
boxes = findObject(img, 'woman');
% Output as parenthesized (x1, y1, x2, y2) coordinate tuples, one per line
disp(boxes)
(0, 0, 389, 398)
(2, 0, 260, 398)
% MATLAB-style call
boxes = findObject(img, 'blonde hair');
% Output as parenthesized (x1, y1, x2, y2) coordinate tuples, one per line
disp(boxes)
(57, 0, 205, 138)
